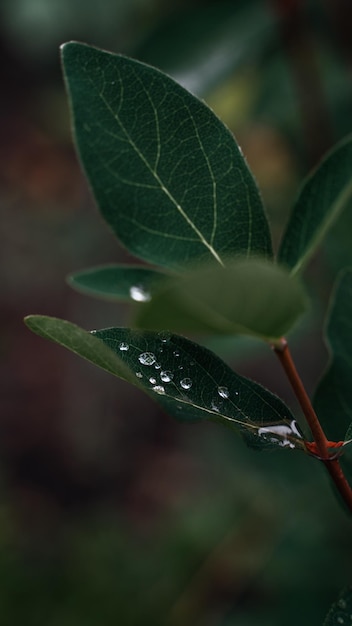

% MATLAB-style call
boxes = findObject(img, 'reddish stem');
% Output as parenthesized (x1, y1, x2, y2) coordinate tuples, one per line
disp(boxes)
(273, 338, 352, 514)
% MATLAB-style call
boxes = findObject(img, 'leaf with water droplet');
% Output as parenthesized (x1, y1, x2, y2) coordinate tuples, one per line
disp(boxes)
(323, 587, 352, 626)
(24, 316, 304, 451)
(68, 264, 167, 303)
(61, 42, 272, 271)
(93, 327, 304, 451)
(134, 257, 307, 341)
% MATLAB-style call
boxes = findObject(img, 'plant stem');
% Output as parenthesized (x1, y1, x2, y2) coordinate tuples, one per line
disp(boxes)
(273, 337, 352, 514)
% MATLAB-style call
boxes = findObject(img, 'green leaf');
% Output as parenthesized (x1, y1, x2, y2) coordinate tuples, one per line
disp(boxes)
(278, 135, 352, 274)
(61, 42, 272, 271)
(134, 258, 307, 341)
(314, 270, 352, 441)
(24, 315, 303, 451)
(24, 315, 134, 383)
(68, 264, 169, 302)
(323, 587, 352, 626)
(95, 326, 304, 451)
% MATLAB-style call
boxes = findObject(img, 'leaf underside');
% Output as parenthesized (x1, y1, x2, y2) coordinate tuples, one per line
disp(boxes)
(24, 315, 303, 452)
(61, 42, 272, 271)
(278, 135, 352, 274)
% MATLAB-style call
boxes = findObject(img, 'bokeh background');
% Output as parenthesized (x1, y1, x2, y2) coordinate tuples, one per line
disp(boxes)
(1, 1, 352, 624)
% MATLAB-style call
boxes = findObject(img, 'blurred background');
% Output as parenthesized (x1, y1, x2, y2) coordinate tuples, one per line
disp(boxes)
(1, 1, 352, 624)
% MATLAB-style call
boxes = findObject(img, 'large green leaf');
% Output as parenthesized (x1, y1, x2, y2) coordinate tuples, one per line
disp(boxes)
(314, 270, 352, 442)
(61, 42, 272, 271)
(278, 135, 352, 274)
(24, 315, 303, 451)
(95, 326, 304, 451)
(134, 258, 307, 341)
(323, 587, 352, 626)
(68, 264, 169, 302)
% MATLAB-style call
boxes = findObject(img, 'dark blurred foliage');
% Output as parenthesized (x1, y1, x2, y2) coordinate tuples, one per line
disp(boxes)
(1, 1, 352, 624)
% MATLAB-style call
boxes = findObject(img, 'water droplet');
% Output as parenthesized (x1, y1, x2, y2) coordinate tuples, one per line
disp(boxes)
(235, 391, 239, 396)
(90, 330, 97, 334)
(138, 352, 156, 366)
(160, 370, 174, 383)
(119, 342, 129, 351)
(159, 331, 171, 343)
(129, 285, 151, 302)
(339, 600, 347, 610)
(258, 421, 298, 449)
(189, 361, 195, 366)
(173, 350, 180, 357)
(217, 386, 229, 399)
(149, 376, 157, 384)
(211, 399, 220, 412)
(135, 372, 143, 378)
(178, 365, 184, 370)
(154, 363, 161, 370)
(152, 385, 165, 395)
(180, 378, 192, 390)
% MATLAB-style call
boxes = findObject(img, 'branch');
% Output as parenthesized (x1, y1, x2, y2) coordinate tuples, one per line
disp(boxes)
(273, 338, 352, 514)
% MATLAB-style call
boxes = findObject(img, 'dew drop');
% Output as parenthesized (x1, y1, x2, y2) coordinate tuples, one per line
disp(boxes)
(180, 378, 192, 390)
(90, 330, 97, 334)
(149, 376, 157, 384)
(189, 361, 195, 366)
(235, 391, 239, 396)
(138, 352, 156, 366)
(135, 372, 143, 379)
(160, 370, 174, 383)
(154, 363, 161, 370)
(218, 386, 229, 399)
(119, 342, 129, 351)
(173, 350, 180, 357)
(159, 331, 171, 343)
(152, 385, 165, 395)
(178, 365, 184, 370)
(211, 399, 220, 412)
(129, 284, 151, 302)
(338, 600, 347, 610)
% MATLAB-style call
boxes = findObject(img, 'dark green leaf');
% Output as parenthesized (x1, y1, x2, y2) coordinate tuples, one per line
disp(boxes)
(95, 326, 304, 451)
(314, 270, 352, 441)
(68, 264, 169, 302)
(24, 315, 303, 451)
(24, 315, 134, 383)
(278, 135, 352, 274)
(323, 587, 352, 626)
(134, 258, 307, 341)
(61, 42, 272, 271)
